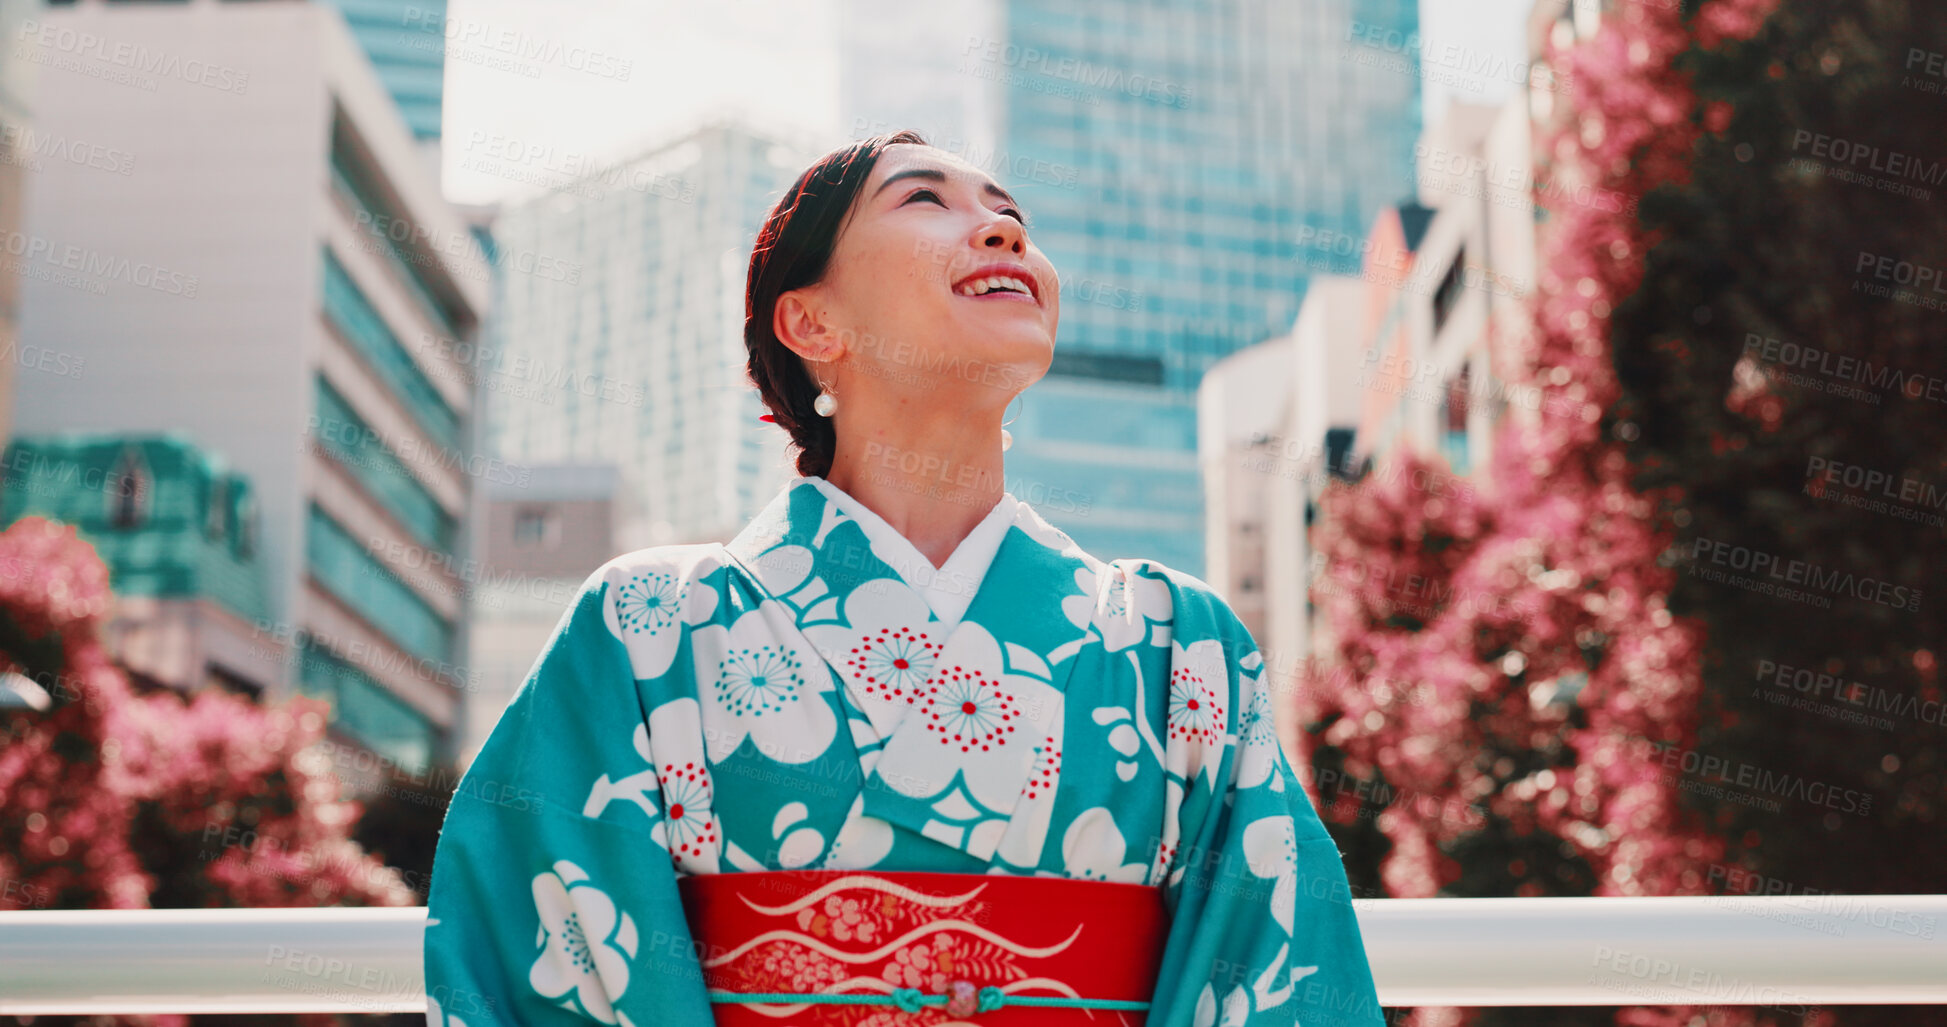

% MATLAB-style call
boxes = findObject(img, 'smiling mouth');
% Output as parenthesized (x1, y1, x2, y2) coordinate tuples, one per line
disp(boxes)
(953, 272, 1039, 304)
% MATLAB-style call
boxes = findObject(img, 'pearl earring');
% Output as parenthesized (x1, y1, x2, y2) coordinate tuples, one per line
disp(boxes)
(1000, 396, 1020, 452)
(813, 376, 837, 417)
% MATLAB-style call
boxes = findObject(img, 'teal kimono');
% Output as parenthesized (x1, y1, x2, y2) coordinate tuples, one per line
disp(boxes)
(424, 476, 1385, 1027)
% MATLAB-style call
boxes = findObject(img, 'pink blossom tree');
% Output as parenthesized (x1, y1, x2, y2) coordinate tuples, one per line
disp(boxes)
(0, 515, 413, 1027)
(1287, 1, 1875, 1025)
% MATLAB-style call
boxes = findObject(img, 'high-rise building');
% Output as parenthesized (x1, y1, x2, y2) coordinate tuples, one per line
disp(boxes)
(841, 0, 1423, 575)
(314, 0, 449, 182)
(1200, 96, 1539, 751)
(40, 0, 448, 182)
(485, 121, 815, 545)
(9, 2, 491, 776)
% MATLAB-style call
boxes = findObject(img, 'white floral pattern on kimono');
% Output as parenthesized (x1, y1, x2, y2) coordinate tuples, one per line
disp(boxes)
(529, 861, 638, 1025)
(423, 476, 1386, 1027)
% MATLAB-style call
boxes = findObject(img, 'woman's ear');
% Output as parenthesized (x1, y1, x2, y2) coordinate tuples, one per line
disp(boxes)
(774, 286, 841, 361)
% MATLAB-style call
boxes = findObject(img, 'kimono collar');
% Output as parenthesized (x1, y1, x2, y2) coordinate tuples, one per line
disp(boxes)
(721, 476, 1105, 864)
(794, 475, 1015, 635)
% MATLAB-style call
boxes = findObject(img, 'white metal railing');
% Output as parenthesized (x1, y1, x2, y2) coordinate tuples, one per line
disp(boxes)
(1, 896, 1943, 1014)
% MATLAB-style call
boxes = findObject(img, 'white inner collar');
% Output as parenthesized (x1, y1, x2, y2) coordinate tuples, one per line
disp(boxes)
(797, 475, 1016, 633)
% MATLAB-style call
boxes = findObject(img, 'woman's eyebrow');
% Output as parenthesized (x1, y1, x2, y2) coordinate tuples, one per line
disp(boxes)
(985, 181, 1022, 209)
(872, 166, 1021, 209)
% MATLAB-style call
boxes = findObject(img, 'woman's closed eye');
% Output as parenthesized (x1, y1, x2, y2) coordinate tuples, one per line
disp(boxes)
(903, 187, 948, 209)
(903, 188, 1031, 226)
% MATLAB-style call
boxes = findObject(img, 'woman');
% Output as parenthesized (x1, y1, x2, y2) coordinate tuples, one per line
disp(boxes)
(423, 131, 1386, 1027)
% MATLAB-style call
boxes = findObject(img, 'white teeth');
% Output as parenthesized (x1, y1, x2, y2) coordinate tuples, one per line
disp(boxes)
(958, 275, 1030, 297)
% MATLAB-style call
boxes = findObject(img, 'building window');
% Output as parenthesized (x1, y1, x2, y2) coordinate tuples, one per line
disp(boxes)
(319, 248, 461, 451)
(204, 662, 263, 700)
(306, 503, 454, 664)
(297, 638, 436, 775)
(514, 507, 560, 548)
(312, 373, 456, 551)
(1441, 364, 1473, 476)
(205, 477, 230, 542)
(1323, 427, 1359, 482)
(329, 121, 461, 339)
(1432, 251, 1466, 337)
(107, 446, 152, 530)
(233, 489, 258, 560)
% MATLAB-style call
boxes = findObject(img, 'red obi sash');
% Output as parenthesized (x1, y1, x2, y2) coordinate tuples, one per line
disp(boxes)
(677, 869, 1168, 1025)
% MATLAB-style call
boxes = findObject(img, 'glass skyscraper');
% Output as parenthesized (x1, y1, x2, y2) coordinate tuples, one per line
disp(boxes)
(486, 122, 814, 545)
(842, 0, 1421, 574)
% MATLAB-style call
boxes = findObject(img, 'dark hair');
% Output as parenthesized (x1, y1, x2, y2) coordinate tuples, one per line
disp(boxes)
(745, 130, 929, 478)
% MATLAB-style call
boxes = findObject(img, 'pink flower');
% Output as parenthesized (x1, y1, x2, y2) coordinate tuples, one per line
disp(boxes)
(821, 894, 877, 943)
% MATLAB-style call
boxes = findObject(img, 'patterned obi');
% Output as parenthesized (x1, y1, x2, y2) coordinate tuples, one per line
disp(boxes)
(677, 869, 1169, 1025)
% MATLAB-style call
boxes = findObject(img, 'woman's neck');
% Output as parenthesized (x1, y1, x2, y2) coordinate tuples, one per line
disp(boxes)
(822, 402, 1006, 570)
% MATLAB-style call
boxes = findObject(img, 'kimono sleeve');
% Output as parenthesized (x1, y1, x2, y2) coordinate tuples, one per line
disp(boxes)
(422, 564, 716, 1027)
(1146, 581, 1386, 1027)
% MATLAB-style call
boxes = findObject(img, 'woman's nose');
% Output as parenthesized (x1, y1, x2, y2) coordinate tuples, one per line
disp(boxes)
(978, 216, 1025, 254)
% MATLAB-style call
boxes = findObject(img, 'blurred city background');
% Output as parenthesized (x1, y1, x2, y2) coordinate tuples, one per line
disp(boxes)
(0, 0, 1941, 1024)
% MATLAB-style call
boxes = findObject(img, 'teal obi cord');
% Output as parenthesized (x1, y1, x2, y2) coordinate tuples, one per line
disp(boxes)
(708, 985, 1150, 1014)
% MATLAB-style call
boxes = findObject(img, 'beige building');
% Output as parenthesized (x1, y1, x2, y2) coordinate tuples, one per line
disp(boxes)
(10, 2, 490, 777)
(461, 463, 636, 766)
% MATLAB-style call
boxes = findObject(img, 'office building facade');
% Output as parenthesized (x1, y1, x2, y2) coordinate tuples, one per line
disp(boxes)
(486, 121, 813, 546)
(10, 3, 491, 775)
(1200, 97, 1538, 750)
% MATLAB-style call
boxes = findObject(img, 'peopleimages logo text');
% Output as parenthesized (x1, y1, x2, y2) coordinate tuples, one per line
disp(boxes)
(14, 20, 250, 93)
(961, 38, 1193, 108)
(1, 230, 197, 296)
(1689, 537, 1921, 611)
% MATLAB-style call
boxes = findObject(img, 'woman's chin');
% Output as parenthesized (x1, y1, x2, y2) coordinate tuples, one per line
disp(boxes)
(958, 334, 1053, 378)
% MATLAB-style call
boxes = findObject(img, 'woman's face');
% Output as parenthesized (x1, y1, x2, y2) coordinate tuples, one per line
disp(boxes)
(790, 143, 1059, 400)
